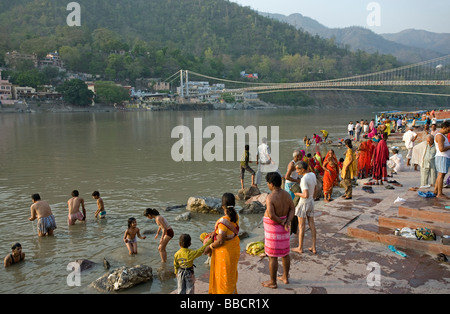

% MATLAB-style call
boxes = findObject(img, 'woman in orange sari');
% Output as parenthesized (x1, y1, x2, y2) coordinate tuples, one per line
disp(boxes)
(322, 149, 339, 202)
(205, 193, 240, 294)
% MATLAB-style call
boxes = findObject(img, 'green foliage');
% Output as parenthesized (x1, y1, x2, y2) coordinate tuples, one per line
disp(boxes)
(56, 79, 94, 106)
(94, 81, 130, 105)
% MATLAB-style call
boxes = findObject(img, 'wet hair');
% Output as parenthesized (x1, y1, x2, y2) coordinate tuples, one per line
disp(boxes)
(127, 217, 136, 229)
(71, 190, 79, 197)
(11, 243, 21, 250)
(31, 193, 41, 201)
(265, 172, 282, 188)
(179, 234, 191, 248)
(344, 139, 353, 149)
(92, 191, 100, 197)
(222, 193, 237, 223)
(143, 208, 159, 217)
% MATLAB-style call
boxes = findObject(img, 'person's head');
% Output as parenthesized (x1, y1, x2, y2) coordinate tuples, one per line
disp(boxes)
(426, 134, 434, 146)
(127, 217, 136, 229)
(328, 149, 336, 157)
(293, 150, 300, 161)
(31, 193, 41, 202)
(244, 144, 249, 151)
(143, 208, 159, 219)
(295, 161, 309, 176)
(261, 137, 267, 144)
(221, 192, 237, 223)
(441, 120, 450, 134)
(71, 190, 79, 197)
(392, 148, 399, 155)
(339, 158, 344, 163)
(431, 123, 437, 131)
(92, 191, 100, 199)
(11, 243, 22, 256)
(265, 172, 282, 190)
(344, 139, 353, 149)
(179, 234, 191, 249)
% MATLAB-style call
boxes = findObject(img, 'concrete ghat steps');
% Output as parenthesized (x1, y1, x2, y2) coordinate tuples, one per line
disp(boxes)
(348, 205, 450, 256)
(398, 206, 450, 224)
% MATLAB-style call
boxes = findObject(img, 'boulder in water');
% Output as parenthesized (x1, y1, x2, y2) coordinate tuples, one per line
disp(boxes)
(236, 186, 261, 200)
(90, 264, 153, 292)
(186, 196, 222, 214)
(175, 212, 191, 221)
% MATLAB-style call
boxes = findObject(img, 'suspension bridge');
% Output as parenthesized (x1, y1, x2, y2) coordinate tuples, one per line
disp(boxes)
(165, 54, 450, 98)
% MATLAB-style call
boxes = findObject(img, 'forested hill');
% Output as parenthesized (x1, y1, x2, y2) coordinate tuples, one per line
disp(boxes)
(0, 0, 400, 83)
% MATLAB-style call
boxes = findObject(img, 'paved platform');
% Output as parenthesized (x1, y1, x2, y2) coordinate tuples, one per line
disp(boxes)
(192, 165, 450, 294)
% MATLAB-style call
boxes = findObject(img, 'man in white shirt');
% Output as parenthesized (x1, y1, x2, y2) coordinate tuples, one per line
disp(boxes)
(255, 137, 280, 185)
(402, 127, 418, 167)
(347, 122, 354, 140)
(292, 161, 317, 255)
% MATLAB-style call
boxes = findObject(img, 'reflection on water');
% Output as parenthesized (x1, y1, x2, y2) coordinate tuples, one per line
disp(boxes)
(0, 107, 392, 293)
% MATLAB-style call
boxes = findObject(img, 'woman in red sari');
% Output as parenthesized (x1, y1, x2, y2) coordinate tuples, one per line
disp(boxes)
(322, 150, 339, 202)
(372, 133, 390, 185)
(357, 140, 375, 179)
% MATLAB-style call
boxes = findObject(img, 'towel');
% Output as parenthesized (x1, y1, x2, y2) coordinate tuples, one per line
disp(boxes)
(263, 216, 290, 257)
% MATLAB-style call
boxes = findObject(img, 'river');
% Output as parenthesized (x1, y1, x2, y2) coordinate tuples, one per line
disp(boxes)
(0, 106, 412, 294)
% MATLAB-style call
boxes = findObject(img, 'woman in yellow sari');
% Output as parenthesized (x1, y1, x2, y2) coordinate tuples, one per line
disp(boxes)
(205, 193, 240, 294)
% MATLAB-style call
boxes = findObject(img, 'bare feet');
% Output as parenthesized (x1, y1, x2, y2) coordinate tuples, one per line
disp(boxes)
(291, 247, 303, 254)
(261, 280, 277, 289)
(308, 247, 317, 255)
(277, 276, 289, 284)
(437, 194, 450, 200)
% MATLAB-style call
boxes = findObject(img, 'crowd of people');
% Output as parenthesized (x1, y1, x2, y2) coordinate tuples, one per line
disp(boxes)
(5, 113, 450, 296)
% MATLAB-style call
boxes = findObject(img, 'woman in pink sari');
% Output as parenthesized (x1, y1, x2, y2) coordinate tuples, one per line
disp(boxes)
(322, 150, 339, 202)
(372, 133, 390, 185)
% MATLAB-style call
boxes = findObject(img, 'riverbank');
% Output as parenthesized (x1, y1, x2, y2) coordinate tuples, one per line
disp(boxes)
(188, 148, 450, 294)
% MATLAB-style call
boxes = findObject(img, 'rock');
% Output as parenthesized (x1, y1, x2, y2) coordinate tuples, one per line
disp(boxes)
(245, 193, 268, 205)
(186, 196, 223, 214)
(241, 201, 266, 214)
(164, 204, 187, 212)
(175, 212, 191, 221)
(74, 259, 97, 272)
(90, 265, 153, 292)
(236, 186, 261, 200)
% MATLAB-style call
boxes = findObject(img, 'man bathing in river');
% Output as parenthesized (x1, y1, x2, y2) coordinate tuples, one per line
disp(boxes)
(29, 193, 57, 237)
(262, 172, 295, 289)
(68, 190, 86, 225)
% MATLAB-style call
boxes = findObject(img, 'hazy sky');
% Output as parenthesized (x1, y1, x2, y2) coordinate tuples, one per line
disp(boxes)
(229, 0, 450, 34)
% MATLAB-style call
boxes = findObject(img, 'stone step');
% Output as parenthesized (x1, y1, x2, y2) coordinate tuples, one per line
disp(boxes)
(378, 216, 450, 237)
(348, 224, 450, 255)
(398, 206, 450, 224)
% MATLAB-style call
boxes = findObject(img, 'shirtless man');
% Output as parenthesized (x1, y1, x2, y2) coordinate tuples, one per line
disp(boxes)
(67, 190, 86, 225)
(4, 243, 25, 267)
(262, 172, 295, 289)
(29, 193, 57, 237)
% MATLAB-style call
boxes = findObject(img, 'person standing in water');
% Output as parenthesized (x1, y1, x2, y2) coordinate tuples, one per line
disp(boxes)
(144, 208, 174, 263)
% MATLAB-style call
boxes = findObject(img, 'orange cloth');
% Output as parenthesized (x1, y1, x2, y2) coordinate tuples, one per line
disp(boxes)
(208, 216, 240, 294)
(323, 152, 338, 194)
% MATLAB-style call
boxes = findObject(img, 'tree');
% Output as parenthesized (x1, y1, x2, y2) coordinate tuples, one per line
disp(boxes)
(57, 79, 94, 106)
(94, 81, 130, 105)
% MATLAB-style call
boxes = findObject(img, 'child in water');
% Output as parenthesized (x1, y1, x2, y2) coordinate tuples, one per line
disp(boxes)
(123, 217, 146, 255)
(144, 208, 174, 263)
(92, 191, 106, 219)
